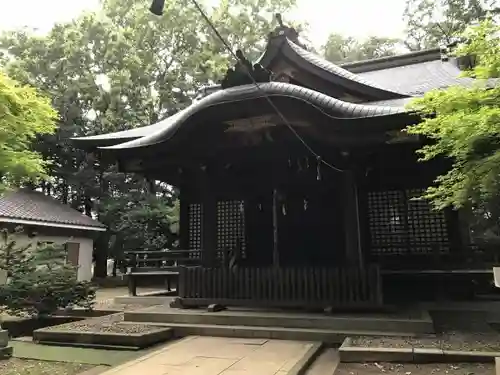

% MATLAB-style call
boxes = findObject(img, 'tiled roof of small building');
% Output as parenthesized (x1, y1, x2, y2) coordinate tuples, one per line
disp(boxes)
(0, 189, 106, 231)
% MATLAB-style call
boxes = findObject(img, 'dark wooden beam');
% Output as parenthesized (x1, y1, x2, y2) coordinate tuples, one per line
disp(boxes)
(343, 168, 363, 268)
(200, 165, 217, 267)
(272, 188, 280, 268)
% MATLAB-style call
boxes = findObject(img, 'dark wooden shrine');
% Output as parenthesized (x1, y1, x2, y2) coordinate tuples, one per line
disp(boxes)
(74, 17, 496, 308)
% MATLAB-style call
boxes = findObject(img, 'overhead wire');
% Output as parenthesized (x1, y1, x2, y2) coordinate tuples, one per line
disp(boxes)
(186, 0, 345, 173)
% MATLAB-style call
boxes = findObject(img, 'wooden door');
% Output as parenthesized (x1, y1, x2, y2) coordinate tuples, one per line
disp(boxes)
(65, 242, 80, 267)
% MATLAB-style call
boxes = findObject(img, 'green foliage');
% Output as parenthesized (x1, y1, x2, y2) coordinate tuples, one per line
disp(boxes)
(0, 72, 57, 190)
(0, 229, 96, 317)
(322, 33, 401, 63)
(99, 179, 179, 265)
(0, 0, 298, 276)
(406, 20, 500, 213)
(403, 0, 498, 50)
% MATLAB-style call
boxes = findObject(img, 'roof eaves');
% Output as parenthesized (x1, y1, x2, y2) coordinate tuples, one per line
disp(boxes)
(0, 217, 107, 232)
(98, 82, 410, 152)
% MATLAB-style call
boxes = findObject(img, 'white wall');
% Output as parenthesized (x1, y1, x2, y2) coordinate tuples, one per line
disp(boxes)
(11, 232, 94, 282)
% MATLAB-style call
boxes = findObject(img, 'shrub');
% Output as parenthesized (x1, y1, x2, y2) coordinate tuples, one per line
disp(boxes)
(0, 228, 96, 317)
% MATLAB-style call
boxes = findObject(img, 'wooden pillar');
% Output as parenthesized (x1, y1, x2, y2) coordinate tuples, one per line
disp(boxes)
(272, 188, 280, 268)
(344, 169, 363, 268)
(201, 166, 217, 267)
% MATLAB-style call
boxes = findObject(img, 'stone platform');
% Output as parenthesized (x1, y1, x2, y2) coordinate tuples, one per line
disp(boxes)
(123, 305, 434, 343)
(33, 313, 174, 349)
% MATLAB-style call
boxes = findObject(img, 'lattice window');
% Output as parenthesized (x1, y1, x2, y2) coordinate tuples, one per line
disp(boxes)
(216, 200, 246, 257)
(368, 189, 450, 255)
(188, 203, 203, 251)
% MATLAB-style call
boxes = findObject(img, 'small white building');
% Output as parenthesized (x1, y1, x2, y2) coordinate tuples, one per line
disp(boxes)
(0, 188, 106, 281)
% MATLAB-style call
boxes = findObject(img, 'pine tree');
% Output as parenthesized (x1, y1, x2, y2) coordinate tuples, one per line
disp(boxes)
(0, 229, 96, 317)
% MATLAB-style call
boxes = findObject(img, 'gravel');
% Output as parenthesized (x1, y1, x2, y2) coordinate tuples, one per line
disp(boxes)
(336, 362, 494, 375)
(0, 359, 93, 375)
(349, 332, 500, 352)
(43, 313, 165, 334)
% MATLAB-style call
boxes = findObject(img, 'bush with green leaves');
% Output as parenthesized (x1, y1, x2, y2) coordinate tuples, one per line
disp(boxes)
(0, 228, 96, 317)
(406, 19, 500, 246)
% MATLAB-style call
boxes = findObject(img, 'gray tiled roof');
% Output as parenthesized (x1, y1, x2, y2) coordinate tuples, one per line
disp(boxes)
(0, 189, 106, 231)
(356, 59, 478, 96)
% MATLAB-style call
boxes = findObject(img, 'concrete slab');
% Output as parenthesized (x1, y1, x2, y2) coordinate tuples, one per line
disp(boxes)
(98, 336, 320, 375)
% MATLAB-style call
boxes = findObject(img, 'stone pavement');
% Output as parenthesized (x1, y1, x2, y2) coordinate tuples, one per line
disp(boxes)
(99, 336, 317, 375)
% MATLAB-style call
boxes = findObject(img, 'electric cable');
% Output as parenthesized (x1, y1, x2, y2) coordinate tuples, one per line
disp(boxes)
(186, 0, 345, 173)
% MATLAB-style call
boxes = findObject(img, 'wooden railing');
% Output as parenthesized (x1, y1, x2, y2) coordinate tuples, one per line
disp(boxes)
(177, 264, 383, 309)
(124, 249, 202, 272)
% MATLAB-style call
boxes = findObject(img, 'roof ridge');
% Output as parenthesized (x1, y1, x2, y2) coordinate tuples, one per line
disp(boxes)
(341, 48, 442, 73)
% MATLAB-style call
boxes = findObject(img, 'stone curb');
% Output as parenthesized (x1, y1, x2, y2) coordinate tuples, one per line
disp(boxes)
(288, 342, 324, 375)
(75, 365, 110, 375)
(33, 326, 173, 349)
(0, 346, 13, 359)
(339, 338, 498, 363)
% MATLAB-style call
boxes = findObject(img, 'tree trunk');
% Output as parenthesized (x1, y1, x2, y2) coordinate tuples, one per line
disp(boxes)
(61, 181, 69, 205)
(84, 195, 92, 217)
(93, 235, 108, 278)
(112, 257, 117, 277)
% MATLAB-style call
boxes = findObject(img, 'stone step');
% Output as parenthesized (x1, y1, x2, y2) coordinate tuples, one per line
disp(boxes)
(304, 348, 340, 375)
(35, 340, 142, 351)
(120, 321, 420, 344)
(125, 307, 434, 335)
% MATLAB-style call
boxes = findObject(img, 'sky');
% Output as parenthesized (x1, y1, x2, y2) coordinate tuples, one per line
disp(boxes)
(0, 0, 407, 47)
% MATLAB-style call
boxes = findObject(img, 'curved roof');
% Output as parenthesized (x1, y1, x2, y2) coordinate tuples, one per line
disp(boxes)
(257, 35, 409, 101)
(91, 82, 408, 151)
(72, 111, 186, 149)
(192, 49, 496, 105)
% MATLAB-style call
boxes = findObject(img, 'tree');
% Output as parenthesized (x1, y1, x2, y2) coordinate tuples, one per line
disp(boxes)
(403, 0, 499, 51)
(0, 72, 57, 190)
(406, 19, 500, 243)
(0, 229, 96, 317)
(322, 33, 401, 64)
(0, 0, 298, 277)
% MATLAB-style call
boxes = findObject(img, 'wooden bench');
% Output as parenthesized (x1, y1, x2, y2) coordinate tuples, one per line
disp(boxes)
(126, 268, 180, 296)
(124, 249, 201, 296)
